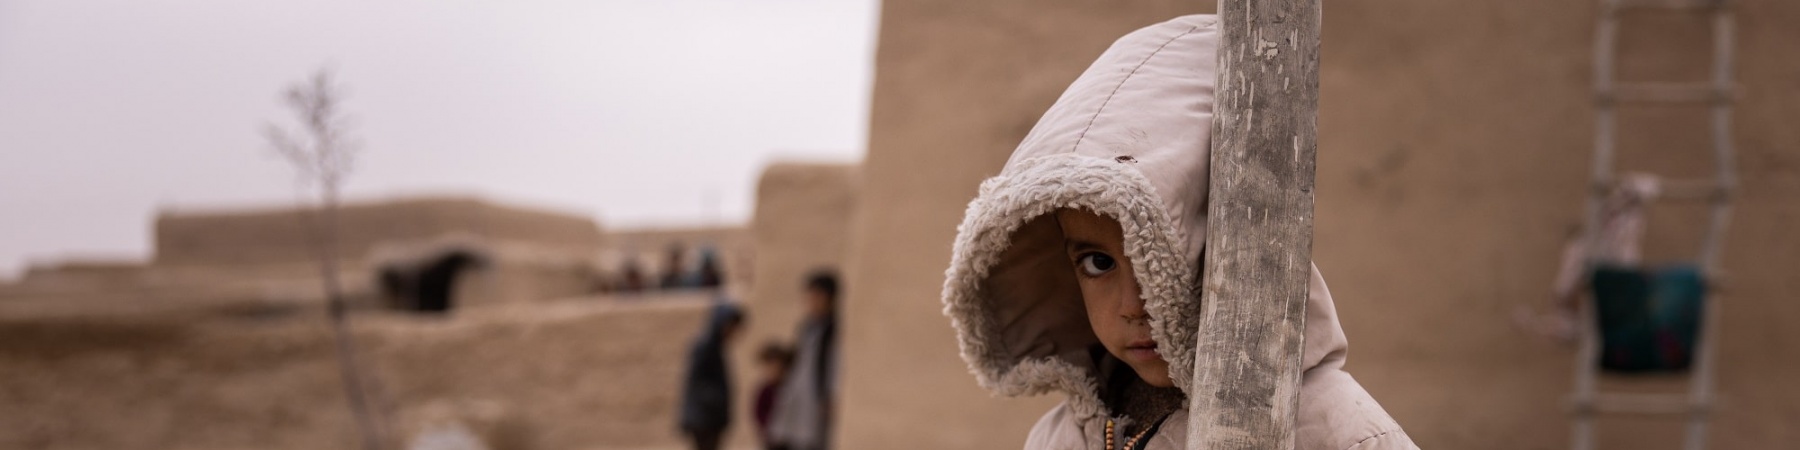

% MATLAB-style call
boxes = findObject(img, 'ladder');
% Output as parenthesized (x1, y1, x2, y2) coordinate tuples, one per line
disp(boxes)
(1571, 0, 1736, 449)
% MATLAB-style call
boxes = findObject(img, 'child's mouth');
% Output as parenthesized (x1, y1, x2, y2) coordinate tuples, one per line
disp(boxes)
(1124, 339, 1160, 360)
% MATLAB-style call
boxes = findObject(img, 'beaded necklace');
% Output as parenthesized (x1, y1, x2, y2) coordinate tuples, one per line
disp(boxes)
(1103, 415, 1162, 450)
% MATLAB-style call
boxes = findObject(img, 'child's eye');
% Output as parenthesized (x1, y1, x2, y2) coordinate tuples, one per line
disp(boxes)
(1076, 252, 1116, 277)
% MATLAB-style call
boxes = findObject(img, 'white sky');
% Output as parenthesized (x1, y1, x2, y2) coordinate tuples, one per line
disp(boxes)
(0, 0, 880, 278)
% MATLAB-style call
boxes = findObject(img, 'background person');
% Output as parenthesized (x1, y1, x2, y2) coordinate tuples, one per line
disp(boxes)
(766, 271, 839, 450)
(677, 302, 744, 450)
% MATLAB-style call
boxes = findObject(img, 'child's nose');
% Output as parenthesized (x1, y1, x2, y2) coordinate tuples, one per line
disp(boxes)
(1118, 289, 1149, 324)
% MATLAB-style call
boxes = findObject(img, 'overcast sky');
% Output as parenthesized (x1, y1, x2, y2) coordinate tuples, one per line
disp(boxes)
(0, 0, 879, 277)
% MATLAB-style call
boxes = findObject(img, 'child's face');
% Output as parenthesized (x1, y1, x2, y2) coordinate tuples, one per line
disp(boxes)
(804, 287, 831, 317)
(759, 359, 787, 381)
(1055, 208, 1173, 387)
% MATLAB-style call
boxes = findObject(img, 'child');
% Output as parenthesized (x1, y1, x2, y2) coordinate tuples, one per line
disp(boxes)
(753, 341, 795, 448)
(941, 15, 1415, 450)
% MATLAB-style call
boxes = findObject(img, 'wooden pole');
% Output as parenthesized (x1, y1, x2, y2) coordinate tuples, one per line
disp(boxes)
(1186, 0, 1320, 449)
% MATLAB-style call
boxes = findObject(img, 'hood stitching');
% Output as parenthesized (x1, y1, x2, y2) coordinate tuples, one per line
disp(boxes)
(1070, 25, 1203, 155)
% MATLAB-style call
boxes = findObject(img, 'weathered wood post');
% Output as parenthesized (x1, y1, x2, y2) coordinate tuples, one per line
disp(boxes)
(1186, 0, 1321, 448)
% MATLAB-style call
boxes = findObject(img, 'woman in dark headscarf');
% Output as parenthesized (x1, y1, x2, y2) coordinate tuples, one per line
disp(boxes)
(678, 302, 745, 450)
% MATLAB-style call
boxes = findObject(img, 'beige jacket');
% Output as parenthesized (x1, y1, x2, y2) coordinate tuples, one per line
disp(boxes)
(940, 15, 1416, 450)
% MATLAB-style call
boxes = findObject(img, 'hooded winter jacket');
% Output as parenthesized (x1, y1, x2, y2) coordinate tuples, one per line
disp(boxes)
(941, 15, 1415, 450)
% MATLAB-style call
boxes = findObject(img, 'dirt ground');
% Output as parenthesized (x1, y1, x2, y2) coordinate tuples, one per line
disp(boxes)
(0, 293, 713, 450)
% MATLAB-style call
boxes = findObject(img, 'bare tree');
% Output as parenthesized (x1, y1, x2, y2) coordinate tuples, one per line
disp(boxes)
(264, 68, 389, 450)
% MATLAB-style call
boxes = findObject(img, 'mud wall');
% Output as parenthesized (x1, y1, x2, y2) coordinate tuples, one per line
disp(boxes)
(839, 1, 1800, 449)
(154, 197, 603, 267)
(1316, 1, 1800, 448)
(11, 197, 608, 310)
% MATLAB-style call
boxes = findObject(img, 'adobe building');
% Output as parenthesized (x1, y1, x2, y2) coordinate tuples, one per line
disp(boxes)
(2, 196, 610, 314)
(153, 197, 602, 268)
(0, 193, 752, 450)
(836, 1, 1800, 449)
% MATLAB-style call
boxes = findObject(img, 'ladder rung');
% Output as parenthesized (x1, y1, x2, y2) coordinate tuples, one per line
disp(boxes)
(1570, 393, 1708, 416)
(1599, 83, 1729, 104)
(1663, 178, 1734, 200)
(1591, 178, 1732, 201)
(1611, 0, 1727, 11)
(1575, 393, 1710, 416)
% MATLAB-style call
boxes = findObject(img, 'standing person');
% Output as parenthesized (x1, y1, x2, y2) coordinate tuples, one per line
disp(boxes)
(621, 258, 647, 293)
(678, 302, 744, 450)
(696, 247, 725, 289)
(767, 271, 839, 450)
(661, 243, 691, 290)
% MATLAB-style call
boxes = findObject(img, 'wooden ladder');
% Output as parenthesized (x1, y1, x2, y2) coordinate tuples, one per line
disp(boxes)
(1570, 1, 1737, 450)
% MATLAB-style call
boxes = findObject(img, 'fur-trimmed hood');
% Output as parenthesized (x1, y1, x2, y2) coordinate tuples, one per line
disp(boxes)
(941, 16, 1410, 450)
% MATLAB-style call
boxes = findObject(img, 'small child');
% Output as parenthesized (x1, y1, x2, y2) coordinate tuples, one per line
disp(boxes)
(753, 341, 795, 449)
(941, 15, 1416, 450)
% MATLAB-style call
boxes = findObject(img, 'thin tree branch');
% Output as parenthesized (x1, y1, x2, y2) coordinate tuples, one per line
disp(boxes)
(264, 67, 389, 450)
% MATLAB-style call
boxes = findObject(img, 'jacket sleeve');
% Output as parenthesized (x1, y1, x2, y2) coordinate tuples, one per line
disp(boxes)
(1295, 368, 1416, 450)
